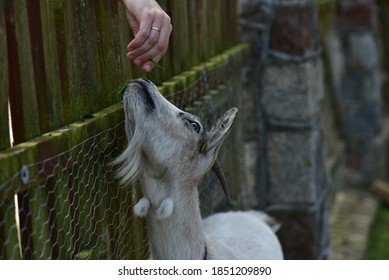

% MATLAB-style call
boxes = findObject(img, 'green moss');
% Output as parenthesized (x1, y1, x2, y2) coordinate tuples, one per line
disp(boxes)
(364, 205, 389, 259)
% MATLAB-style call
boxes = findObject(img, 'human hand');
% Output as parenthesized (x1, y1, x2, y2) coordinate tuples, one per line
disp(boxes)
(121, 0, 172, 72)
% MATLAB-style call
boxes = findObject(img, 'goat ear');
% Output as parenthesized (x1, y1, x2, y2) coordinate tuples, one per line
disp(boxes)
(200, 107, 238, 154)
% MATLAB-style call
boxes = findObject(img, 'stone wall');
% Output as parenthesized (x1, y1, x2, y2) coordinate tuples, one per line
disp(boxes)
(239, 0, 330, 259)
(239, 0, 387, 259)
(333, 0, 386, 185)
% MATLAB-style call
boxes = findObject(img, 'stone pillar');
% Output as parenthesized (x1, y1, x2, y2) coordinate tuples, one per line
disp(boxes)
(336, 0, 386, 186)
(240, 0, 330, 259)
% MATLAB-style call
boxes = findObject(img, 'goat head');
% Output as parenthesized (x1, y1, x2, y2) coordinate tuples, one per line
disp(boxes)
(114, 78, 238, 204)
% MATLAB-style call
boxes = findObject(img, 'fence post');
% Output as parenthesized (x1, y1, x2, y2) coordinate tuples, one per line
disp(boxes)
(0, 2, 9, 151)
(240, 0, 330, 259)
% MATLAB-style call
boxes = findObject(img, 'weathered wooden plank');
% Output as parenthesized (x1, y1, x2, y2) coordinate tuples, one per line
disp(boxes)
(66, 173, 81, 258)
(117, 184, 138, 259)
(54, 177, 74, 259)
(0, 199, 21, 259)
(68, 0, 91, 117)
(29, 186, 51, 259)
(51, 0, 86, 125)
(105, 179, 119, 260)
(87, 169, 110, 260)
(208, 0, 217, 57)
(226, 0, 238, 48)
(218, 0, 226, 51)
(87, 170, 108, 260)
(187, 1, 199, 67)
(43, 176, 74, 259)
(94, 0, 123, 108)
(75, 155, 116, 259)
(67, 160, 104, 259)
(204, 0, 215, 58)
(6, 0, 40, 144)
(17, 191, 33, 259)
(116, 1, 132, 82)
(0, 8, 9, 151)
(50, 0, 71, 125)
(131, 184, 149, 260)
(167, 0, 189, 76)
(195, 0, 210, 63)
(179, 1, 190, 71)
(69, 160, 98, 257)
(26, 1, 51, 135)
(81, 0, 102, 114)
(39, 0, 64, 131)
(105, 173, 138, 259)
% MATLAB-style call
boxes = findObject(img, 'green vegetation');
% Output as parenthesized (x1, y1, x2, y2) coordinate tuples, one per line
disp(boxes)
(364, 204, 389, 259)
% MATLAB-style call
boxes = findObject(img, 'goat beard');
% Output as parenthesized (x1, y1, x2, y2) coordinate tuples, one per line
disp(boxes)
(113, 124, 144, 185)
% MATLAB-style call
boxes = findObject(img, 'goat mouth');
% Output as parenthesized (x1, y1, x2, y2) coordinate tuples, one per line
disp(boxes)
(128, 79, 156, 111)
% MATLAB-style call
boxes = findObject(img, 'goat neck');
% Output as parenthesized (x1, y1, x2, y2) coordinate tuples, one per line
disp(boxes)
(142, 175, 207, 260)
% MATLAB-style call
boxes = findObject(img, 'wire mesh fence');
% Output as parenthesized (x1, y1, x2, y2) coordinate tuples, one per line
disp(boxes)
(0, 45, 247, 259)
(0, 120, 152, 259)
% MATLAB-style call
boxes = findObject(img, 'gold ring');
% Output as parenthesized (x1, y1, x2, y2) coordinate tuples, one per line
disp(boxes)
(151, 26, 160, 32)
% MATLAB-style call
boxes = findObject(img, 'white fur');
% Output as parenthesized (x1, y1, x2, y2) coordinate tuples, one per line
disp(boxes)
(133, 197, 151, 217)
(155, 197, 174, 220)
(203, 211, 283, 259)
(134, 196, 174, 219)
(114, 79, 284, 260)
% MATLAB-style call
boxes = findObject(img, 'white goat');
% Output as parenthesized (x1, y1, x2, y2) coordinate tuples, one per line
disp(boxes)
(114, 78, 283, 260)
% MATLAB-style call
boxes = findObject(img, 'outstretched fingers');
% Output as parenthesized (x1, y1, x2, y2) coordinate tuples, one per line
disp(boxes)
(127, 11, 172, 72)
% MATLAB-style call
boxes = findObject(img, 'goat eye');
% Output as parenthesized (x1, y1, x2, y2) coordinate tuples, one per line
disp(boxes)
(189, 121, 201, 133)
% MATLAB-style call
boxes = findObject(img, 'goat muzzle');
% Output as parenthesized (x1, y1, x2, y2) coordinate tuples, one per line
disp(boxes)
(212, 160, 232, 206)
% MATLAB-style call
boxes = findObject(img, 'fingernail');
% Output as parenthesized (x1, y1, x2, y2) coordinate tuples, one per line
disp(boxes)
(143, 63, 153, 72)
(134, 58, 142, 65)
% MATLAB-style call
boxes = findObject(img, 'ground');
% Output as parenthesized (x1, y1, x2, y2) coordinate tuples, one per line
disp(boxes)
(329, 185, 388, 259)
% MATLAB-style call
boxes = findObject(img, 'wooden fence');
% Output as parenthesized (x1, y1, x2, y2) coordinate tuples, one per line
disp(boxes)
(0, 0, 246, 259)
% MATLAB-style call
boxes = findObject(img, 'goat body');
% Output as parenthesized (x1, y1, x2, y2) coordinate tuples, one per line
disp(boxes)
(204, 211, 282, 259)
(114, 78, 283, 260)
